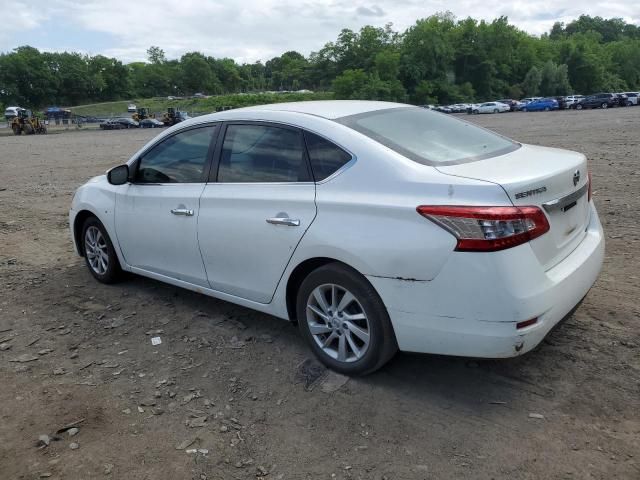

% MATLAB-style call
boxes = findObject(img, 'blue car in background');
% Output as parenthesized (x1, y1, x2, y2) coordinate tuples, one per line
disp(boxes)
(521, 98, 559, 112)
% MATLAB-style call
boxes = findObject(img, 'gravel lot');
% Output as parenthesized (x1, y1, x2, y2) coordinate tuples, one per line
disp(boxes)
(0, 108, 638, 479)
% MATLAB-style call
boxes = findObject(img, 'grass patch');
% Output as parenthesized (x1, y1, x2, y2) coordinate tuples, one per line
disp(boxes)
(69, 92, 334, 117)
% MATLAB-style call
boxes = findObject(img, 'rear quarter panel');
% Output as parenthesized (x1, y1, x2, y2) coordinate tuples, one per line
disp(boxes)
(289, 140, 513, 283)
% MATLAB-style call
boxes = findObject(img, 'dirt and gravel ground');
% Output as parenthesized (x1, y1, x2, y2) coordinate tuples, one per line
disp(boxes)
(0, 108, 638, 480)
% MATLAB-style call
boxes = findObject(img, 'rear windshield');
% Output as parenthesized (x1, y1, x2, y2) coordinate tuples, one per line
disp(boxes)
(336, 107, 519, 165)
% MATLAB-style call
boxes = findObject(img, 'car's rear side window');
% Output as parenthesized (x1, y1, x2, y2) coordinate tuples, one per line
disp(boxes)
(304, 131, 352, 181)
(337, 107, 518, 165)
(218, 124, 309, 183)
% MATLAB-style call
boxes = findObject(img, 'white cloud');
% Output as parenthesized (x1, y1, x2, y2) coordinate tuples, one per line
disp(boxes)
(0, 0, 638, 62)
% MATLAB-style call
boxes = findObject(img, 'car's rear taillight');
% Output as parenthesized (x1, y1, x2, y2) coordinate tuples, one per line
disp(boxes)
(588, 171, 592, 202)
(417, 205, 550, 252)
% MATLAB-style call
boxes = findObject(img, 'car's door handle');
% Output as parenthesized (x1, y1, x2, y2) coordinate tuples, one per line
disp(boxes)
(171, 208, 194, 216)
(266, 217, 300, 227)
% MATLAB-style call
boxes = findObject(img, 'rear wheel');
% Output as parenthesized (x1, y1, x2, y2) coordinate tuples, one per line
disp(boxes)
(493, 108, 498, 113)
(544, 106, 550, 111)
(601, 103, 608, 109)
(296, 263, 397, 376)
(81, 217, 122, 284)
(576, 104, 583, 110)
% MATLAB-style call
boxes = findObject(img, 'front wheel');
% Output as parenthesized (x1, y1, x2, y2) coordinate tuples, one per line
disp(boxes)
(576, 104, 583, 110)
(82, 217, 122, 284)
(601, 103, 608, 109)
(296, 263, 398, 376)
(544, 106, 550, 111)
(493, 109, 498, 113)
(523, 108, 528, 112)
(472, 110, 479, 114)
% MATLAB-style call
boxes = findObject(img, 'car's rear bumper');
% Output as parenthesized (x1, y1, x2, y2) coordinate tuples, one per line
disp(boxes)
(368, 203, 604, 358)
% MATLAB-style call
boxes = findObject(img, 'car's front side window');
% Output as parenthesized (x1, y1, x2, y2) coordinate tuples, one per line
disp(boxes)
(217, 124, 309, 183)
(135, 126, 216, 183)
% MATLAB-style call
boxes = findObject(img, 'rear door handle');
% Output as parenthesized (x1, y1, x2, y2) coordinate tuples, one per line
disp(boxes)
(171, 208, 194, 216)
(266, 217, 300, 227)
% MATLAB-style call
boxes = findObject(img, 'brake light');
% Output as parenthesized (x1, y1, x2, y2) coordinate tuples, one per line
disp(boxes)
(588, 171, 592, 202)
(417, 205, 550, 252)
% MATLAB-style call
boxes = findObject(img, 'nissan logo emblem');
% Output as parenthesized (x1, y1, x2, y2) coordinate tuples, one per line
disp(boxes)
(573, 170, 580, 187)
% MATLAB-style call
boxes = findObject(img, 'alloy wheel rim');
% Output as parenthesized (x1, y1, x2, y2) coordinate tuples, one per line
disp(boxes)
(85, 226, 109, 275)
(306, 284, 370, 363)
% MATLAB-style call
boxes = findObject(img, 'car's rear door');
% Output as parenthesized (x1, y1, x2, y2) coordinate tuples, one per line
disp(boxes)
(198, 122, 316, 303)
(114, 124, 218, 287)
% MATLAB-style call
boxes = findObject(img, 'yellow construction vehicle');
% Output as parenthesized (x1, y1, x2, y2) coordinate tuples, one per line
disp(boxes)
(11, 109, 47, 135)
(132, 107, 153, 122)
(162, 107, 178, 126)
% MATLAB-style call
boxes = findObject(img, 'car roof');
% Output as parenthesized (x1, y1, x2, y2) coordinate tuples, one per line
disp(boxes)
(209, 100, 409, 120)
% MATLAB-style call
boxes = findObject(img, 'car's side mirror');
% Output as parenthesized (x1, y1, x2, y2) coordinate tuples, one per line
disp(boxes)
(107, 164, 130, 185)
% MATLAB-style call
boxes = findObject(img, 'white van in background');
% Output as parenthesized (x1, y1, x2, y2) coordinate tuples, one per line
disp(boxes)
(4, 106, 21, 121)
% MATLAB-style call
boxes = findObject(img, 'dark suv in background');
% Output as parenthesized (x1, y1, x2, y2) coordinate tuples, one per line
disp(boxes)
(574, 93, 617, 109)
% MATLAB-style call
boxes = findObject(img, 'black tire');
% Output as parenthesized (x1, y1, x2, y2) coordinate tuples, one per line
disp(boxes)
(493, 109, 498, 113)
(544, 106, 550, 111)
(523, 108, 528, 112)
(472, 110, 479, 114)
(296, 263, 398, 375)
(601, 103, 608, 109)
(81, 216, 122, 284)
(576, 104, 583, 110)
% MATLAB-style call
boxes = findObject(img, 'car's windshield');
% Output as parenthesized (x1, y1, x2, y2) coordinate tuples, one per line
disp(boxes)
(336, 107, 519, 165)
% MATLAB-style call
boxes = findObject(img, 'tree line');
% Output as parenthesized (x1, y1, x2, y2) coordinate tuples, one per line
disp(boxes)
(1, 14, 639, 109)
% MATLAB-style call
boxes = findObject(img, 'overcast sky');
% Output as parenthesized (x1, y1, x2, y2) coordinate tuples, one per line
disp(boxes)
(1, 1, 638, 63)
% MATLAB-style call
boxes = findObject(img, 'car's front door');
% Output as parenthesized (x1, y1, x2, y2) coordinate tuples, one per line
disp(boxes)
(198, 122, 317, 303)
(114, 125, 218, 287)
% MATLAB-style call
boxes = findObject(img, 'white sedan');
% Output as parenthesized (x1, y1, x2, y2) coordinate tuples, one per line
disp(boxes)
(70, 101, 604, 375)
(473, 102, 511, 114)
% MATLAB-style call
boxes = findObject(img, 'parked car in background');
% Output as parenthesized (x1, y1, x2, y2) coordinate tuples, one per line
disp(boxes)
(564, 95, 584, 108)
(573, 93, 616, 110)
(552, 97, 568, 110)
(622, 92, 639, 105)
(521, 98, 559, 112)
(519, 97, 542, 107)
(466, 103, 480, 114)
(139, 118, 165, 128)
(100, 118, 139, 130)
(448, 104, 468, 113)
(70, 100, 604, 375)
(435, 105, 452, 114)
(614, 93, 630, 107)
(127, 104, 137, 113)
(497, 99, 520, 111)
(473, 102, 510, 114)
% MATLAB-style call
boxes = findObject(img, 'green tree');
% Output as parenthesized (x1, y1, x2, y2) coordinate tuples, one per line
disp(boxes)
(522, 66, 542, 96)
(147, 46, 166, 64)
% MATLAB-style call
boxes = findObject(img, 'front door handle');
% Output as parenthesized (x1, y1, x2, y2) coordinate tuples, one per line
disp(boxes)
(266, 217, 300, 227)
(171, 208, 194, 216)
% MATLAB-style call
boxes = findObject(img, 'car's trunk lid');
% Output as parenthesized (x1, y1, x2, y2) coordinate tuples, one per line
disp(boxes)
(436, 144, 590, 270)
